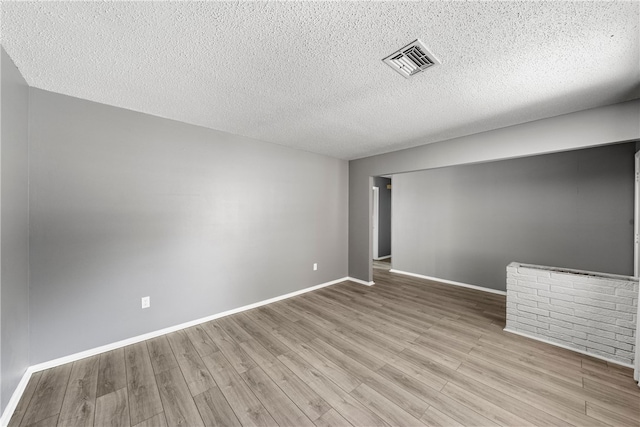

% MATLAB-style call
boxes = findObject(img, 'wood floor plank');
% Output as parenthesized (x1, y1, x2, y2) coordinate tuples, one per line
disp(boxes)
(8, 371, 42, 427)
(375, 364, 498, 427)
(240, 339, 331, 421)
(156, 367, 205, 427)
(586, 401, 640, 427)
(166, 330, 217, 396)
(313, 408, 352, 427)
(193, 386, 242, 427)
(278, 351, 389, 427)
(57, 355, 100, 427)
(131, 413, 168, 427)
(146, 336, 179, 375)
(184, 325, 220, 358)
(124, 343, 163, 426)
(19, 365, 71, 427)
(202, 352, 276, 427)
(420, 406, 465, 427)
(241, 366, 316, 427)
(349, 383, 425, 426)
(94, 388, 129, 427)
(97, 349, 127, 398)
(441, 381, 533, 427)
(201, 321, 256, 374)
(22, 414, 59, 427)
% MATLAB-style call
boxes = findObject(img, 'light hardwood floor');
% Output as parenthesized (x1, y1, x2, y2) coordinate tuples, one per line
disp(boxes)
(9, 268, 640, 427)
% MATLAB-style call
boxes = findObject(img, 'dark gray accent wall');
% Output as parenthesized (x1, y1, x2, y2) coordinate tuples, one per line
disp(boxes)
(1, 47, 30, 413)
(373, 177, 391, 258)
(28, 88, 348, 364)
(349, 100, 640, 283)
(392, 143, 635, 292)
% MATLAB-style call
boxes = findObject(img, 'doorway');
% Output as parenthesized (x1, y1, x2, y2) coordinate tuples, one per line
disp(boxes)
(372, 176, 392, 271)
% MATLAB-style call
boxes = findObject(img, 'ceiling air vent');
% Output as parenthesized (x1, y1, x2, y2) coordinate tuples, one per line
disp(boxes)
(383, 39, 440, 79)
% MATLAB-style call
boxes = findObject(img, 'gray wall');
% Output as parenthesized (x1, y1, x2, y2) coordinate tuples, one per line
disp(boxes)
(392, 143, 635, 292)
(1, 48, 30, 413)
(373, 177, 391, 258)
(28, 88, 348, 364)
(350, 100, 640, 283)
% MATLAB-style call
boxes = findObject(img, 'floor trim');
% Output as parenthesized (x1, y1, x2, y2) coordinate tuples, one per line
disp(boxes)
(347, 277, 375, 286)
(389, 269, 507, 296)
(0, 276, 349, 427)
(503, 327, 634, 369)
(374, 255, 391, 260)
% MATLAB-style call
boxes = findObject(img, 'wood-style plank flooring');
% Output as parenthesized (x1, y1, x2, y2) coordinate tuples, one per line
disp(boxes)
(9, 266, 640, 426)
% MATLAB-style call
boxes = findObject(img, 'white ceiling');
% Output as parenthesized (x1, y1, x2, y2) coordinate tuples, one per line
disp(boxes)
(1, 1, 639, 160)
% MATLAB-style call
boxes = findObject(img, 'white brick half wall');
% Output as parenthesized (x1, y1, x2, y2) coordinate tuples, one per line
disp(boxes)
(505, 262, 638, 366)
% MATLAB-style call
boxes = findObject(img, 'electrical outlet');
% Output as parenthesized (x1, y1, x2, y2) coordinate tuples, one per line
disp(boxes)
(313, 263, 318, 271)
(141, 296, 150, 309)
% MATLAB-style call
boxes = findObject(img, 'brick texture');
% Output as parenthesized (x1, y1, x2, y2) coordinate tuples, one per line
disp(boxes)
(505, 262, 638, 366)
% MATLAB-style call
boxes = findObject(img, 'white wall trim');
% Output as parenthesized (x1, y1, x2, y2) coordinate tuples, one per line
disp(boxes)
(503, 327, 634, 369)
(389, 269, 507, 296)
(0, 276, 349, 427)
(348, 276, 375, 286)
(374, 255, 391, 260)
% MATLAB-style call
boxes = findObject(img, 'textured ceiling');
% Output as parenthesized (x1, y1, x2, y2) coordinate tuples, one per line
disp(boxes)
(1, 1, 639, 160)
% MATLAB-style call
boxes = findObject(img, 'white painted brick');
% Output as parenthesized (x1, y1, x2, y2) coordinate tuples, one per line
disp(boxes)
(573, 296, 616, 310)
(507, 308, 536, 320)
(587, 335, 633, 352)
(615, 349, 635, 360)
(514, 323, 538, 334)
(615, 319, 636, 329)
(538, 329, 574, 343)
(506, 263, 636, 367)
(537, 302, 572, 316)
(570, 290, 629, 305)
(538, 290, 574, 302)
(517, 293, 550, 304)
(514, 298, 538, 308)
(573, 325, 615, 340)
(546, 317, 574, 330)
(519, 305, 550, 317)
(517, 280, 549, 291)
(572, 338, 615, 354)
(509, 285, 537, 295)
(615, 334, 636, 345)
(549, 324, 588, 339)
(518, 267, 551, 278)
(517, 316, 550, 330)
(616, 303, 637, 314)
(550, 312, 590, 327)
(574, 306, 633, 322)
(615, 288, 639, 298)
(570, 282, 616, 295)
(578, 321, 633, 337)
(537, 276, 573, 288)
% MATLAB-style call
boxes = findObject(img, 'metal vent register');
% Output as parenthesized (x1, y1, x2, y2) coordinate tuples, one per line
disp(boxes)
(383, 39, 440, 78)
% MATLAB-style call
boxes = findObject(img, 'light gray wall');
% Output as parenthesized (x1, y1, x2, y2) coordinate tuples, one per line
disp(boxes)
(392, 143, 635, 292)
(28, 88, 348, 364)
(349, 100, 640, 282)
(373, 177, 391, 258)
(1, 48, 30, 413)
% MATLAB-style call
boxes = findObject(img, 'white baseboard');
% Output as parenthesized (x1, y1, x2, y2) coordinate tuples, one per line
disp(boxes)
(374, 255, 391, 260)
(347, 276, 375, 286)
(0, 276, 349, 427)
(503, 328, 634, 369)
(389, 269, 507, 296)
